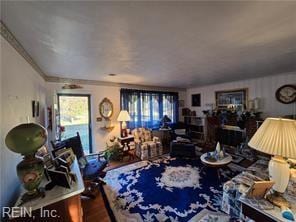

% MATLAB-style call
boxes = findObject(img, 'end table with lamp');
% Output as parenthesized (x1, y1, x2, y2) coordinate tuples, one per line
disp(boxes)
(160, 115, 171, 129)
(248, 118, 296, 208)
(5, 123, 48, 203)
(158, 115, 173, 148)
(118, 135, 135, 147)
(5, 123, 85, 221)
(159, 127, 172, 149)
(118, 135, 135, 160)
(117, 110, 131, 138)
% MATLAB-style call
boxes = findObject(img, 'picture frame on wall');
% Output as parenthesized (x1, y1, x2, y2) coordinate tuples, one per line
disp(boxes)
(192, 94, 201, 107)
(36, 101, 39, 117)
(215, 88, 248, 111)
(32, 100, 40, 117)
(32, 101, 35, 117)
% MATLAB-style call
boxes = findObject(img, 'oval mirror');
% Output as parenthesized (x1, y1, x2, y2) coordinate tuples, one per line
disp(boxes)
(99, 98, 113, 119)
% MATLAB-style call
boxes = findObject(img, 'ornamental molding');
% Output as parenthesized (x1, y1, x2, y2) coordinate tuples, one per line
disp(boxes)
(0, 20, 185, 91)
(0, 20, 47, 80)
(46, 75, 185, 91)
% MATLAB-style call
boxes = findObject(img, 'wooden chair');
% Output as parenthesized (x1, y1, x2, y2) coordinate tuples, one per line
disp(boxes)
(51, 132, 107, 199)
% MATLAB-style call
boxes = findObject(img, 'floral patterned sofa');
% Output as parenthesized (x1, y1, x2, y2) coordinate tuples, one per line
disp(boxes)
(132, 128, 163, 160)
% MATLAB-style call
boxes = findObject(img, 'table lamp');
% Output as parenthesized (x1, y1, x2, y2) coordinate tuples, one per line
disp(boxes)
(5, 123, 48, 202)
(248, 118, 296, 207)
(160, 115, 171, 129)
(117, 110, 131, 137)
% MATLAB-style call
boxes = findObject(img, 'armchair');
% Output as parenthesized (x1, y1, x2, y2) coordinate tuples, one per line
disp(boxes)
(51, 132, 107, 199)
(132, 128, 163, 160)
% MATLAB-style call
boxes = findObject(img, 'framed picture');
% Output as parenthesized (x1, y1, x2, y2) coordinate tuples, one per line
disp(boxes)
(32, 100, 40, 117)
(215, 88, 248, 111)
(36, 101, 39, 117)
(246, 181, 274, 198)
(192, 94, 201, 107)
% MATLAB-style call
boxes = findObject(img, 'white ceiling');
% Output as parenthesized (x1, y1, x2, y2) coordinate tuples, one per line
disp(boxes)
(1, 1, 296, 88)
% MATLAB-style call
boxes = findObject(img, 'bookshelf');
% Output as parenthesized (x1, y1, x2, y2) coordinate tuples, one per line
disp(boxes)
(183, 116, 205, 142)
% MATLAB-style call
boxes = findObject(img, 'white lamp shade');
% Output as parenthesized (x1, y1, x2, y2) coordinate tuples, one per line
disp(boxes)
(248, 118, 296, 158)
(117, 110, 131, 122)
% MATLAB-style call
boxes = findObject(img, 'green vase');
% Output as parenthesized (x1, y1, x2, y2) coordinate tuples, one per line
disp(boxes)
(17, 155, 44, 195)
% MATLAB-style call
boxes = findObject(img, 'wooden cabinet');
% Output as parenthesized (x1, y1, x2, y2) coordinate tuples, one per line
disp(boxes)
(10, 195, 83, 222)
(10, 159, 84, 222)
(241, 201, 276, 222)
(184, 116, 205, 142)
(118, 135, 134, 147)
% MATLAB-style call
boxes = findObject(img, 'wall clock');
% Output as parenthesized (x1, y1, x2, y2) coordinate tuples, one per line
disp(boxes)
(275, 84, 296, 104)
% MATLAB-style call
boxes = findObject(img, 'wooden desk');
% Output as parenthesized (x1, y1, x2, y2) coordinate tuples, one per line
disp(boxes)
(12, 158, 85, 221)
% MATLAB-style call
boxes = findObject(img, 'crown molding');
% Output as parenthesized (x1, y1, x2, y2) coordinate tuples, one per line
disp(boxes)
(1, 20, 47, 80)
(1, 20, 185, 91)
(46, 76, 186, 92)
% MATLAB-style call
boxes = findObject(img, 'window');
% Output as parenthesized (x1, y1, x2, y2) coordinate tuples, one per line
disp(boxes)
(58, 94, 92, 154)
(120, 89, 178, 129)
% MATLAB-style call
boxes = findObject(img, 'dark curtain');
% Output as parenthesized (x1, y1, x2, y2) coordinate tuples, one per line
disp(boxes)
(120, 88, 179, 129)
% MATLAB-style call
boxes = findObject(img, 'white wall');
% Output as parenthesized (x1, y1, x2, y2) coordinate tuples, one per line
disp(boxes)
(46, 82, 185, 152)
(186, 72, 296, 118)
(0, 34, 185, 209)
(46, 83, 121, 153)
(0, 36, 46, 209)
(0, 35, 2, 212)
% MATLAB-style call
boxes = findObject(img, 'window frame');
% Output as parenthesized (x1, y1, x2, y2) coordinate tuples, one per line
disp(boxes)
(120, 88, 179, 129)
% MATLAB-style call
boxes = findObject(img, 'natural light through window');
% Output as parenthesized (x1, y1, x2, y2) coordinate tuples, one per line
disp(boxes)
(121, 89, 178, 129)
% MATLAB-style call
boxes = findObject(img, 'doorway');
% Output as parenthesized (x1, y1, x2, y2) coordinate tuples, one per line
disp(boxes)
(58, 94, 92, 154)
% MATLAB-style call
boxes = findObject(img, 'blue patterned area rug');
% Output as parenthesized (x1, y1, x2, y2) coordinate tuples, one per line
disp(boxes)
(102, 156, 232, 222)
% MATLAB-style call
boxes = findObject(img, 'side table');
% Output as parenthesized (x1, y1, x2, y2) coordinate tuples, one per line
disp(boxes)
(118, 135, 134, 147)
(158, 128, 172, 148)
(200, 152, 232, 180)
(11, 158, 84, 221)
(118, 135, 135, 160)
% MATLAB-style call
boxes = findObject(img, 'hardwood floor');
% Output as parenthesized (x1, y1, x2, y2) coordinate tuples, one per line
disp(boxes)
(82, 157, 140, 222)
(81, 149, 171, 222)
(82, 191, 111, 222)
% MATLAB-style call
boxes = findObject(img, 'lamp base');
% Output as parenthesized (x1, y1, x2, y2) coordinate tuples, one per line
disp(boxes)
(266, 190, 290, 208)
(18, 187, 45, 206)
(121, 129, 128, 138)
(121, 121, 128, 137)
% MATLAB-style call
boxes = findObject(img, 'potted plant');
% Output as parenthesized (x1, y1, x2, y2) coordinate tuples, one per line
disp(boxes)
(104, 137, 122, 161)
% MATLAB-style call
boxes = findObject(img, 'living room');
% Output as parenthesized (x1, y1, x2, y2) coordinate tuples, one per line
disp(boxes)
(1, 1, 296, 222)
